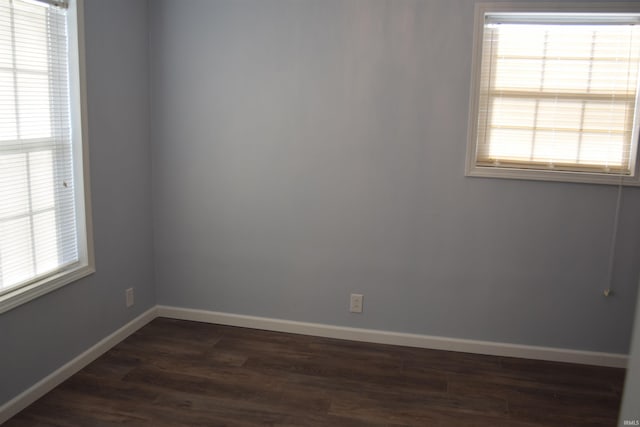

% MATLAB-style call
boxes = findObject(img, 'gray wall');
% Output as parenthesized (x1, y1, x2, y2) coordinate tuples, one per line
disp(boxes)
(151, 0, 640, 354)
(0, 0, 154, 406)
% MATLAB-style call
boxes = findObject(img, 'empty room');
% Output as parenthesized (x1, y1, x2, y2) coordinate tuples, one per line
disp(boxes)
(1, 0, 640, 425)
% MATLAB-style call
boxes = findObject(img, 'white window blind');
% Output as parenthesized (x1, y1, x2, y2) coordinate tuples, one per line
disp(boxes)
(0, 0, 79, 296)
(472, 11, 640, 177)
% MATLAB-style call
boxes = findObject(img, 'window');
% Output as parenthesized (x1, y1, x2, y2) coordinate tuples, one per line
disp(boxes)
(0, 0, 93, 313)
(466, 3, 640, 185)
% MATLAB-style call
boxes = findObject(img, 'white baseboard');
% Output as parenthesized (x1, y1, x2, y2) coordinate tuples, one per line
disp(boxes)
(0, 307, 157, 425)
(156, 305, 628, 369)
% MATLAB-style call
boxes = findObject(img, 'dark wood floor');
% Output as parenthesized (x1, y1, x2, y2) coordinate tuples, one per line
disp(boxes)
(6, 318, 625, 426)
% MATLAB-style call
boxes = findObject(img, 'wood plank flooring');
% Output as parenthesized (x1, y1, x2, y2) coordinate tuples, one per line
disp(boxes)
(6, 318, 625, 426)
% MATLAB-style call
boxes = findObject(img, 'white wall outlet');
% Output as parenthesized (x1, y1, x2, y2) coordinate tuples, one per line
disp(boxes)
(350, 293, 363, 313)
(125, 288, 134, 308)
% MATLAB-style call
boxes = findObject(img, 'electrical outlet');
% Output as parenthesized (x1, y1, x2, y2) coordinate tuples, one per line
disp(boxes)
(350, 293, 363, 313)
(125, 288, 134, 308)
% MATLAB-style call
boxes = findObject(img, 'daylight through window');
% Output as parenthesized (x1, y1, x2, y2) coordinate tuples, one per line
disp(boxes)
(0, 0, 92, 311)
(467, 5, 640, 184)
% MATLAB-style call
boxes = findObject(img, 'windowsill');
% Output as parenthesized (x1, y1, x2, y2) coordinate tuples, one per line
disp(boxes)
(0, 264, 95, 314)
(465, 165, 640, 187)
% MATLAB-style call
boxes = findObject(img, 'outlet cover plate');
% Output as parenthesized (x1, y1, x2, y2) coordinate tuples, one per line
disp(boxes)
(350, 293, 363, 313)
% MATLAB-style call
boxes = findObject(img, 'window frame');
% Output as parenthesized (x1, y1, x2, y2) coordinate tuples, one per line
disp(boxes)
(0, 0, 94, 314)
(465, 2, 640, 186)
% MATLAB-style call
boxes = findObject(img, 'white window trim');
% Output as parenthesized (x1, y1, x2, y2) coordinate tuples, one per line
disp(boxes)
(465, 2, 640, 186)
(0, 0, 94, 314)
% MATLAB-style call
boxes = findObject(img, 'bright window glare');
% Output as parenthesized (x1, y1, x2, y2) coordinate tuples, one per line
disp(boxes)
(0, 0, 79, 295)
(475, 19, 640, 173)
